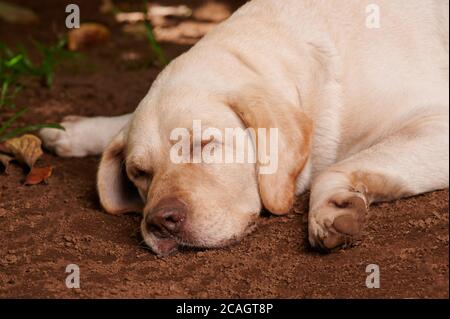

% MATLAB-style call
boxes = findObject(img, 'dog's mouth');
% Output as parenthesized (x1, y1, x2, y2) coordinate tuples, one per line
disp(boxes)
(141, 219, 259, 256)
(141, 225, 181, 256)
(152, 236, 179, 256)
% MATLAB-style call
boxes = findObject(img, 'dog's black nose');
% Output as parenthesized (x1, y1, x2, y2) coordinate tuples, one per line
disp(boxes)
(146, 198, 187, 237)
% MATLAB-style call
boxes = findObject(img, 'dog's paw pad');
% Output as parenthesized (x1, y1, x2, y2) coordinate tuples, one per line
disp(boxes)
(322, 231, 346, 250)
(333, 213, 362, 236)
(309, 193, 368, 251)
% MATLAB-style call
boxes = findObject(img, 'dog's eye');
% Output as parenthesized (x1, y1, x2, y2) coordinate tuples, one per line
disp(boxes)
(200, 137, 215, 148)
(128, 166, 149, 180)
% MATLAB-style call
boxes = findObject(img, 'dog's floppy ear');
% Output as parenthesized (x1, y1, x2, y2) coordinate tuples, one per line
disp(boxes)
(227, 86, 313, 215)
(97, 130, 143, 214)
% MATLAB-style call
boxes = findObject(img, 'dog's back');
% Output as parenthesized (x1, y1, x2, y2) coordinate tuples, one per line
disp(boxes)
(202, 0, 448, 156)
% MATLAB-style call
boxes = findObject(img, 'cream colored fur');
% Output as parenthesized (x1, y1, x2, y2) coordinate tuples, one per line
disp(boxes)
(40, 0, 449, 254)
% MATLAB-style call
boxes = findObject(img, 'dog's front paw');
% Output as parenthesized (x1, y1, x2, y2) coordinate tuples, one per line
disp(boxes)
(39, 115, 90, 157)
(309, 192, 368, 251)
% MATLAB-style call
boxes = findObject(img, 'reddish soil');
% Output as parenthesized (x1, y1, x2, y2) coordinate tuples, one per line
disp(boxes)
(0, 0, 448, 298)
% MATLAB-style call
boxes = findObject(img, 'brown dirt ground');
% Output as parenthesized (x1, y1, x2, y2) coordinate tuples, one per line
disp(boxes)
(0, 0, 448, 299)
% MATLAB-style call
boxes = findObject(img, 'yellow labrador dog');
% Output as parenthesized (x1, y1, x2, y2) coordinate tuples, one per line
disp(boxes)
(40, 0, 449, 256)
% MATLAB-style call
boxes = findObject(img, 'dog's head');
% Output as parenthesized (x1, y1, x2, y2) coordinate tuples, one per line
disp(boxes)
(97, 82, 312, 256)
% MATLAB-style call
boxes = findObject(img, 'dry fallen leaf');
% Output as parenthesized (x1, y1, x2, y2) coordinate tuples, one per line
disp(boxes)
(100, 0, 115, 14)
(0, 142, 9, 153)
(193, 2, 230, 22)
(115, 5, 191, 24)
(25, 166, 53, 185)
(4, 134, 43, 169)
(0, 1, 39, 24)
(149, 4, 192, 19)
(68, 23, 111, 51)
(0, 154, 13, 174)
(153, 22, 215, 45)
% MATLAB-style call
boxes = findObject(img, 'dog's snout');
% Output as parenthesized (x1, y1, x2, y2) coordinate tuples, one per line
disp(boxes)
(147, 208, 186, 234)
(146, 199, 187, 237)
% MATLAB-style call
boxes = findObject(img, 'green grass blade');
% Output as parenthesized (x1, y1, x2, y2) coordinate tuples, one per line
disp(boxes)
(0, 107, 28, 135)
(0, 123, 64, 141)
(144, 20, 169, 67)
(5, 54, 24, 68)
(0, 81, 10, 107)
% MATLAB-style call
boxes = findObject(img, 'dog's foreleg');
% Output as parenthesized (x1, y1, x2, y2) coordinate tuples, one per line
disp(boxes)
(308, 113, 449, 250)
(39, 113, 132, 157)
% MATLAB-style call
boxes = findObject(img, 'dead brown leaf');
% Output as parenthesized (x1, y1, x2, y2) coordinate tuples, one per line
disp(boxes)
(153, 21, 216, 45)
(25, 166, 53, 185)
(0, 153, 13, 174)
(0, 1, 39, 24)
(100, 0, 115, 14)
(115, 5, 191, 24)
(0, 142, 9, 153)
(68, 23, 111, 51)
(148, 4, 192, 19)
(4, 134, 43, 169)
(193, 2, 230, 22)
